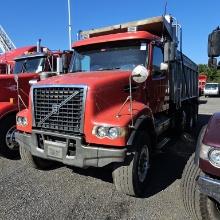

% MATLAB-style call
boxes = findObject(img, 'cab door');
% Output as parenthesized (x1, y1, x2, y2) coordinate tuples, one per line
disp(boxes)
(147, 43, 169, 113)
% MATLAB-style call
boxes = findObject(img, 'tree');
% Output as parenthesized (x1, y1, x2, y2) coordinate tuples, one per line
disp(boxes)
(198, 64, 220, 82)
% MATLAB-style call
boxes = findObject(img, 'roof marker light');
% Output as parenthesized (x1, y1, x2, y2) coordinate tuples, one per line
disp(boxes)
(82, 34, 90, 39)
(127, 26, 137, 32)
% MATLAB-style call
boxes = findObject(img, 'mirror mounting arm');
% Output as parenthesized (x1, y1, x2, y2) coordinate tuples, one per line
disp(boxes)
(129, 75, 134, 128)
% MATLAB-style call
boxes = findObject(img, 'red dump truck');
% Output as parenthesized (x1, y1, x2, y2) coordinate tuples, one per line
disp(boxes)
(15, 15, 198, 196)
(0, 43, 72, 156)
(181, 27, 220, 220)
(199, 74, 207, 96)
(0, 46, 38, 74)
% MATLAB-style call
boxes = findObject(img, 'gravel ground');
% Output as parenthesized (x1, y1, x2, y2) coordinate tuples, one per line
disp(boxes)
(0, 96, 218, 220)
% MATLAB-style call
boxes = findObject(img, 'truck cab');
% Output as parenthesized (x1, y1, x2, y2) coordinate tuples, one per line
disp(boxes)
(15, 15, 198, 196)
(0, 45, 73, 156)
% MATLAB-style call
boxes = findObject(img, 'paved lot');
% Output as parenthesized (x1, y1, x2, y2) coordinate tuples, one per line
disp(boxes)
(0, 97, 218, 220)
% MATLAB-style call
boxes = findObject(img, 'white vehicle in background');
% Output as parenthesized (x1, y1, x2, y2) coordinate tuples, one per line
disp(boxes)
(204, 82, 220, 97)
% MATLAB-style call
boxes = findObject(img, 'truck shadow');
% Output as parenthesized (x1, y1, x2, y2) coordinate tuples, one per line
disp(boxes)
(0, 152, 20, 160)
(69, 114, 211, 197)
(143, 138, 194, 198)
(143, 113, 211, 198)
(70, 166, 113, 183)
(198, 99, 208, 105)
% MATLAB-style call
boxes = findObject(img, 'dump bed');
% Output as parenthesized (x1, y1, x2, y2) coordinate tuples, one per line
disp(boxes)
(78, 15, 197, 104)
(80, 16, 174, 41)
(170, 51, 198, 104)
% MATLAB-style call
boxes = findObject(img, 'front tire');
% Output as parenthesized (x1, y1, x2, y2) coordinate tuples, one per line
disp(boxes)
(181, 153, 220, 220)
(20, 145, 53, 170)
(0, 115, 19, 157)
(112, 132, 150, 197)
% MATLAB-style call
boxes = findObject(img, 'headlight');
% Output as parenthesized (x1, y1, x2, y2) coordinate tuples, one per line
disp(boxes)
(16, 116, 23, 126)
(93, 126, 125, 139)
(97, 126, 108, 138)
(17, 116, 28, 126)
(209, 149, 220, 168)
(21, 117, 28, 126)
(108, 127, 120, 139)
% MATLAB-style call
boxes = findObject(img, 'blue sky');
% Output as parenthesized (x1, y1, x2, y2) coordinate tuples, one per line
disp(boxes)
(0, 0, 219, 64)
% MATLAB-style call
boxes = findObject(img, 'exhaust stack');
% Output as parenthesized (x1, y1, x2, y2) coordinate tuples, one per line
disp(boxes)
(37, 39, 42, 52)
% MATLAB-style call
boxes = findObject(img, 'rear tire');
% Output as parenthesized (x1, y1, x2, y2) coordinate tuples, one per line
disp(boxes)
(192, 104, 198, 127)
(174, 109, 186, 135)
(181, 153, 220, 220)
(20, 145, 53, 170)
(186, 103, 198, 131)
(112, 132, 150, 197)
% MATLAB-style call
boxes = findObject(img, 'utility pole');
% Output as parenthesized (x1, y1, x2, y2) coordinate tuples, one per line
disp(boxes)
(68, 0, 72, 50)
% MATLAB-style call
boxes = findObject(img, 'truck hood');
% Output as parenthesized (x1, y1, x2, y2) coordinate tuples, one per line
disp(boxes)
(203, 112, 220, 148)
(19, 70, 147, 147)
(34, 71, 131, 90)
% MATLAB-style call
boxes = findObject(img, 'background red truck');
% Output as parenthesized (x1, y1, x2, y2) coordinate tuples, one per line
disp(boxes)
(181, 27, 220, 220)
(0, 43, 72, 156)
(15, 15, 198, 196)
(0, 46, 37, 73)
(198, 74, 207, 95)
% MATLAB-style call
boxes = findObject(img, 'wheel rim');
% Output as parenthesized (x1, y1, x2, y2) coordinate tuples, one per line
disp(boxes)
(5, 125, 19, 150)
(137, 145, 149, 183)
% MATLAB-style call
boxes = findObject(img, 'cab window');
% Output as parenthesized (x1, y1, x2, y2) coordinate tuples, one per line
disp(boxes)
(152, 46, 165, 79)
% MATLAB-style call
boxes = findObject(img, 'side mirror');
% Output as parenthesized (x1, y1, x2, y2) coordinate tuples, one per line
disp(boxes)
(56, 57, 63, 74)
(164, 41, 176, 62)
(62, 51, 73, 73)
(160, 62, 168, 71)
(132, 65, 149, 83)
(208, 57, 217, 68)
(208, 28, 220, 57)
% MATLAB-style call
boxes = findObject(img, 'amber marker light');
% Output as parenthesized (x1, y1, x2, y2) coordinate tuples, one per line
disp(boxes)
(10, 98, 14, 104)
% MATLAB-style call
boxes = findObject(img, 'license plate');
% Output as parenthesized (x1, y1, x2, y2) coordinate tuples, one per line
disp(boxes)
(47, 146, 62, 159)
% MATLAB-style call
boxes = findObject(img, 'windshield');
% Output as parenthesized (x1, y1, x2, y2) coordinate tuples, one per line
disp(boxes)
(0, 64, 7, 74)
(70, 41, 148, 72)
(14, 57, 45, 74)
(205, 84, 218, 90)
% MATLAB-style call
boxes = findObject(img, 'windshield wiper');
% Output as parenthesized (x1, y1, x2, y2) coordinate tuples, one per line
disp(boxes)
(96, 67, 121, 71)
(71, 70, 86, 73)
(21, 62, 27, 73)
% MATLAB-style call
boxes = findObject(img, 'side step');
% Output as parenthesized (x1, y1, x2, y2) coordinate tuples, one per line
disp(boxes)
(156, 137, 171, 150)
(155, 117, 171, 136)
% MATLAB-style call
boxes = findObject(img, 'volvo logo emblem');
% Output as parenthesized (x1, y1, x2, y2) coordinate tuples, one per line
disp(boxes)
(52, 104, 60, 114)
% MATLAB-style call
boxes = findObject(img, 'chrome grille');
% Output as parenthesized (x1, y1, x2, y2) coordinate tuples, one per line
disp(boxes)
(33, 86, 85, 134)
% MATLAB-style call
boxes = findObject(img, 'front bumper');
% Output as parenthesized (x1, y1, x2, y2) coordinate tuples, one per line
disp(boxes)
(204, 91, 219, 96)
(15, 130, 126, 168)
(197, 175, 220, 203)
